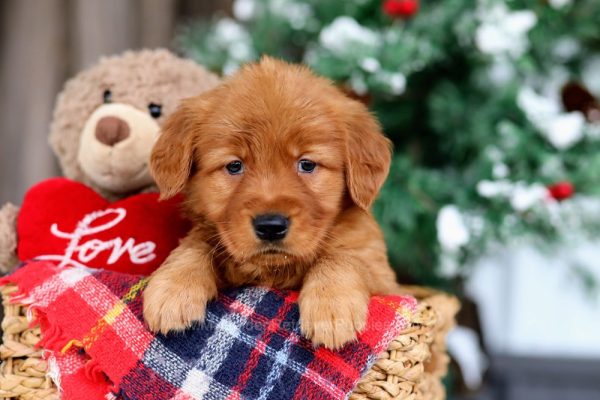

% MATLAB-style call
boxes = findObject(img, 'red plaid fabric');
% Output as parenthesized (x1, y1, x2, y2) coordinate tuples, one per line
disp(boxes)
(1, 261, 416, 400)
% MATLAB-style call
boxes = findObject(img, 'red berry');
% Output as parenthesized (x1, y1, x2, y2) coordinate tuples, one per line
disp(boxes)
(383, 0, 419, 18)
(547, 181, 574, 201)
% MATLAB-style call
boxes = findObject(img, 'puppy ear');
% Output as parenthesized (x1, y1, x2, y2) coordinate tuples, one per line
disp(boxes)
(343, 99, 392, 210)
(150, 99, 199, 199)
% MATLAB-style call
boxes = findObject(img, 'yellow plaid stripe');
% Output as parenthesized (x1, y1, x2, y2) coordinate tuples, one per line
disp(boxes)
(61, 278, 148, 354)
(374, 296, 414, 321)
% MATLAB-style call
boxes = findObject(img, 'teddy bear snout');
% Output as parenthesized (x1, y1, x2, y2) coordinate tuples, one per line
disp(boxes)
(95, 116, 131, 146)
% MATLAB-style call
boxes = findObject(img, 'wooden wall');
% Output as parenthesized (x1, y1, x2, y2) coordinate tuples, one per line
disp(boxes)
(0, 0, 230, 205)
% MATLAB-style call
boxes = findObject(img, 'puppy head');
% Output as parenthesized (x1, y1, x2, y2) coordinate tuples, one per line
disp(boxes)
(151, 57, 391, 266)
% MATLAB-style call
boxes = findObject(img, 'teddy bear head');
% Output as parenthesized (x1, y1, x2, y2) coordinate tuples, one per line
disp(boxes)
(49, 49, 220, 199)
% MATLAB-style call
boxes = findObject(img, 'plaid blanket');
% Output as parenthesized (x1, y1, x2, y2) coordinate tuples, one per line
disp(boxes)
(1, 260, 416, 400)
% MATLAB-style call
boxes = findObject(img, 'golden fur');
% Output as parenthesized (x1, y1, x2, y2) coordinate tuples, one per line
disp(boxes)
(143, 57, 400, 349)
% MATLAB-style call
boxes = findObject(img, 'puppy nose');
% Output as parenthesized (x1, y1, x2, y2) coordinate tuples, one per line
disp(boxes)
(253, 214, 289, 241)
(95, 116, 130, 146)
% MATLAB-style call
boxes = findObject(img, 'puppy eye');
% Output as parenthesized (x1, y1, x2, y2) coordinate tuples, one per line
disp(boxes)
(103, 89, 112, 104)
(148, 103, 162, 118)
(226, 160, 244, 175)
(298, 159, 317, 173)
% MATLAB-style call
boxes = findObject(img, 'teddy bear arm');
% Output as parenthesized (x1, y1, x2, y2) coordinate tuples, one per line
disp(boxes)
(0, 203, 19, 274)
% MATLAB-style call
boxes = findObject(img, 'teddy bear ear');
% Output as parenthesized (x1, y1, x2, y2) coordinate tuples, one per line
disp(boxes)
(150, 98, 202, 199)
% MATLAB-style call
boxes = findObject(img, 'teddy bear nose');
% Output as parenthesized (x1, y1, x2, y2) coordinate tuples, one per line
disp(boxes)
(95, 116, 130, 146)
(253, 214, 289, 242)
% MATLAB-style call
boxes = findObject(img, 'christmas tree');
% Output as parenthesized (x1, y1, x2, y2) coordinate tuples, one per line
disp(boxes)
(178, 0, 600, 289)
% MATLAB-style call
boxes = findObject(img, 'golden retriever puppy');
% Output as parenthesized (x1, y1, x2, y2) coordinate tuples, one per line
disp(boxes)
(143, 57, 400, 349)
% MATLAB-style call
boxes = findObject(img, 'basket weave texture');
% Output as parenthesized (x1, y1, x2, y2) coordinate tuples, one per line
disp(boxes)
(0, 286, 58, 399)
(0, 285, 458, 400)
(351, 289, 459, 400)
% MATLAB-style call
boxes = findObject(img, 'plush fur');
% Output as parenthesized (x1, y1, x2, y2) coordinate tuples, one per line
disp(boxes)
(77, 103, 161, 193)
(0, 49, 220, 273)
(143, 57, 401, 349)
(49, 49, 220, 198)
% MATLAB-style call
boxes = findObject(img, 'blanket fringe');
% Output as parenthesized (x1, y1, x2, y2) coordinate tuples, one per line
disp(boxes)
(85, 358, 107, 384)
(38, 318, 69, 352)
(1, 262, 115, 399)
(46, 353, 63, 393)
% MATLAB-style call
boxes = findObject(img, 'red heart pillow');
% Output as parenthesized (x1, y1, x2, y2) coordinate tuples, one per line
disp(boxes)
(17, 178, 190, 275)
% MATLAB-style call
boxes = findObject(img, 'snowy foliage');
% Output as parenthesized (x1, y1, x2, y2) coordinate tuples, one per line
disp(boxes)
(180, 0, 600, 286)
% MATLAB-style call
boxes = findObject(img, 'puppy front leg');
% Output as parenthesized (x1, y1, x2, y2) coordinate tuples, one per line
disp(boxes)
(143, 237, 218, 335)
(299, 256, 369, 350)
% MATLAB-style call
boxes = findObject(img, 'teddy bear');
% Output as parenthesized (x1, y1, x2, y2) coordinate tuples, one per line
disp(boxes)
(0, 49, 220, 274)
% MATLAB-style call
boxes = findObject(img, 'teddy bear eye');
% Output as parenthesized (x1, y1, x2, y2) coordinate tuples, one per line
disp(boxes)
(103, 89, 112, 104)
(148, 103, 162, 118)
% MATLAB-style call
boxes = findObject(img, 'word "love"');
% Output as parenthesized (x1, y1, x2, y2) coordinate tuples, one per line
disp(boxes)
(38, 208, 156, 268)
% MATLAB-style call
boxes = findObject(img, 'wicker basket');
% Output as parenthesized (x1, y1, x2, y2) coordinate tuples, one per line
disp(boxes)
(0, 286, 58, 400)
(0, 284, 458, 400)
(352, 289, 459, 400)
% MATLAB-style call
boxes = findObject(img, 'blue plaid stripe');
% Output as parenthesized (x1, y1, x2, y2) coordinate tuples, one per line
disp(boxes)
(107, 285, 414, 400)
(3, 261, 416, 400)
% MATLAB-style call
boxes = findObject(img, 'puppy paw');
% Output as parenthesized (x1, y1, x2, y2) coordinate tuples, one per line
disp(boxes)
(299, 290, 368, 350)
(143, 274, 217, 335)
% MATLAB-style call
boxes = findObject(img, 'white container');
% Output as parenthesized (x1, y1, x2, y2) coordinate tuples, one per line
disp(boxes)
(465, 242, 600, 358)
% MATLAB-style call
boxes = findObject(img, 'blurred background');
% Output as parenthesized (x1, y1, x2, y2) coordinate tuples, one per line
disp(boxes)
(1, 0, 600, 399)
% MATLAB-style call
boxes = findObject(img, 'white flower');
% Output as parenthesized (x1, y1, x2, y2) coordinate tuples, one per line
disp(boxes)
(475, 4, 537, 58)
(545, 112, 586, 150)
(549, 0, 572, 9)
(553, 37, 580, 61)
(493, 163, 509, 179)
(319, 17, 380, 57)
(350, 73, 368, 96)
(212, 18, 255, 65)
(510, 182, 548, 212)
(214, 19, 249, 44)
(517, 87, 560, 119)
(388, 73, 407, 95)
(228, 42, 253, 60)
(270, 0, 313, 29)
(371, 70, 407, 96)
(360, 57, 381, 73)
(233, 0, 256, 21)
(477, 180, 513, 198)
(437, 205, 470, 252)
(517, 87, 585, 150)
(485, 147, 504, 162)
(477, 179, 549, 211)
